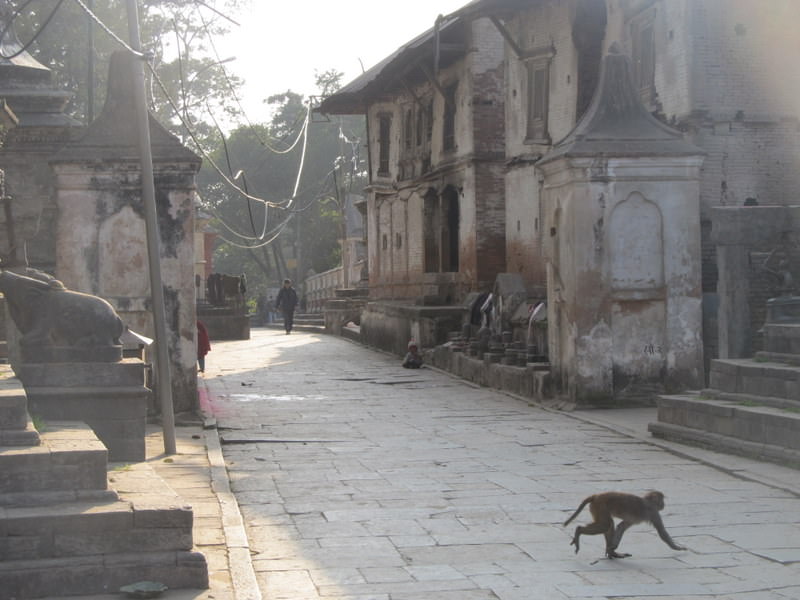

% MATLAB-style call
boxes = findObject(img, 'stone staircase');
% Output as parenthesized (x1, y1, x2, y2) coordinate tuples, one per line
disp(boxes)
(0, 367, 208, 598)
(265, 311, 325, 333)
(649, 303, 800, 467)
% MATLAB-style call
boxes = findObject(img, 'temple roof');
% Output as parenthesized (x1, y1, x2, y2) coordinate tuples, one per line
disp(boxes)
(53, 51, 200, 164)
(317, 0, 528, 115)
(0, 2, 79, 127)
(539, 44, 702, 164)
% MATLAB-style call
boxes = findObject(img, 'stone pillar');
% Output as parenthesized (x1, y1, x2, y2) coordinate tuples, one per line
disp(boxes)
(711, 205, 800, 359)
(716, 245, 751, 358)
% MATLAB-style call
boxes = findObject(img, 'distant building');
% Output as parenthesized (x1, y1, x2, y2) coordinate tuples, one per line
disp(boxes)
(320, 0, 800, 404)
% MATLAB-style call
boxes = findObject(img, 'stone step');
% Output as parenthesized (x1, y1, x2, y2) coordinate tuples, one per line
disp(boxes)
(0, 384, 27, 430)
(26, 386, 148, 462)
(648, 420, 800, 468)
(701, 388, 800, 411)
(0, 422, 107, 500)
(651, 393, 800, 466)
(0, 499, 192, 561)
(709, 358, 800, 400)
(0, 550, 207, 598)
(0, 461, 207, 598)
(0, 416, 40, 447)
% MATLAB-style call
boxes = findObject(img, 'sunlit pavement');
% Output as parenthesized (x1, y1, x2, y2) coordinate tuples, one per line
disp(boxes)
(201, 327, 800, 600)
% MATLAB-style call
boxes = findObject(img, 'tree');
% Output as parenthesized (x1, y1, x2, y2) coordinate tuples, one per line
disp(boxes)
(11, 0, 245, 143)
(198, 71, 367, 299)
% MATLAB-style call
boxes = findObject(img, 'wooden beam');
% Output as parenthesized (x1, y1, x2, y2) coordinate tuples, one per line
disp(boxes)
(489, 15, 524, 59)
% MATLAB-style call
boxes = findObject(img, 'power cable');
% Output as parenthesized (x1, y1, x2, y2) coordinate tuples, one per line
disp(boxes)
(0, 0, 67, 60)
(73, 0, 144, 58)
(69, 0, 319, 246)
(196, 9, 308, 155)
(147, 59, 303, 208)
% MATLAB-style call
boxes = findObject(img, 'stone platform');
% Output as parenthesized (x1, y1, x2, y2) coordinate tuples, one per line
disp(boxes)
(0, 368, 208, 598)
(19, 359, 150, 462)
(650, 348, 800, 466)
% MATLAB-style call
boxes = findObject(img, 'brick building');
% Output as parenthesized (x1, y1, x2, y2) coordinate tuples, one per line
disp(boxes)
(319, 8, 507, 353)
(320, 0, 800, 396)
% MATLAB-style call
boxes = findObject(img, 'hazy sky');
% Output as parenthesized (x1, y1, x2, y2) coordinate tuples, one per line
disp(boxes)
(215, 0, 468, 122)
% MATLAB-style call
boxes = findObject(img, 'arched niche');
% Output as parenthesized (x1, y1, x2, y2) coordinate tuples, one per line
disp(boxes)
(98, 205, 148, 297)
(609, 192, 664, 292)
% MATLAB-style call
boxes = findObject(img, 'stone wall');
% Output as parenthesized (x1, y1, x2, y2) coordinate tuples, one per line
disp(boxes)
(712, 205, 800, 359)
(360, 302, 464, 357)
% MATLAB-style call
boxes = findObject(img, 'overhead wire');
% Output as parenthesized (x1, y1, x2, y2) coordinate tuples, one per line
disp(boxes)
(70, 0, 328, 249)
(70, 0, 297, 209)
(197, 9, 307, 155)
(0, 0, 68, 60)
(72, 0, 144, 58)
(148, 59, 310, 209)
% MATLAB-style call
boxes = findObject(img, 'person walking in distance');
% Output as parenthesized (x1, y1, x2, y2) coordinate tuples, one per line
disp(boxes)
(275, 278, 299, 334)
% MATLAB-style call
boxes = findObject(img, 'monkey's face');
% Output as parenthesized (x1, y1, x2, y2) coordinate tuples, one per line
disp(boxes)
(645, 491, 665, 510)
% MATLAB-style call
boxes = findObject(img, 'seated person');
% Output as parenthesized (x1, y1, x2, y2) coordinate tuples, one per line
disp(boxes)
(402, 340, 423, 369)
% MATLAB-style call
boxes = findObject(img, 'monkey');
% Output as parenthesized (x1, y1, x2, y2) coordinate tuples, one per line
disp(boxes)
(563, 491, 686, 559)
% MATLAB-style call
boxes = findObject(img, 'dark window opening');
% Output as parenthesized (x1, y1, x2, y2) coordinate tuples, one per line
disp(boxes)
(443, 82, 457, 152)
(442, 186, 460, 273)
(423, 187, 460, 274)
(378, 115, 391, 175)
(632, 12, 656, 106)
(573, 0, 607, 121)
(423, 190, 439, 273)
(404, 109, 413, 150)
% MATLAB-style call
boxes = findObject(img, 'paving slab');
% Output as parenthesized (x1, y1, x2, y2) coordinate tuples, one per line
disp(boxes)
(199, 328, 800, 600)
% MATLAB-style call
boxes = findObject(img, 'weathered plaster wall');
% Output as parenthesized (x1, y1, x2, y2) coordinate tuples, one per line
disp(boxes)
(363, 15, 505, 311)
(505, 0, 579, 157)
(541, 157, 704, 404)
(52, 161, 199, 414)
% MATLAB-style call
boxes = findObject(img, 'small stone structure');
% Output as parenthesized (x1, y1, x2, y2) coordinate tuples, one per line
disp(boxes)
(650, 205, 800, 465)
(537, 45, 705, 405)
(710, 205, 800, 359)
(198, 272, 250, 340)
(50, 50, 201, 414)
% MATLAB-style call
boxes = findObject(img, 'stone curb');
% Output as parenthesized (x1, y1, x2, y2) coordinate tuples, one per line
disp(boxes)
(200, 378, 262, 600)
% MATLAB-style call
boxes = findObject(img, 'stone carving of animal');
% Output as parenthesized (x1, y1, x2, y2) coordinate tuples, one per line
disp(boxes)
(0, 270, 124, 349)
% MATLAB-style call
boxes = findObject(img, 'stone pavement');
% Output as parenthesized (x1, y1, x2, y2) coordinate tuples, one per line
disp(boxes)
(39, 327, 800, 600)
(197, 328, 800, 600)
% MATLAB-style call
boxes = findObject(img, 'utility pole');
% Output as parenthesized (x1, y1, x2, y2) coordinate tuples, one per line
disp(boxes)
(125, 0, 176, 454)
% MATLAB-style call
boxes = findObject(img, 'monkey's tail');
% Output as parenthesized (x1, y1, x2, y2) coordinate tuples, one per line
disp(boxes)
(563, 496, 594, 526)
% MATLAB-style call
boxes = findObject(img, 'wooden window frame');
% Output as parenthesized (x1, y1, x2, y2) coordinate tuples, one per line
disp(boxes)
(377, 113, 392, 176)
(523, 48, 554, 144)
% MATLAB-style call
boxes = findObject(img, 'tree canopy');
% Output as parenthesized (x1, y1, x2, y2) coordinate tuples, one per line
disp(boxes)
(11, 1, 366, 300)
(199, 70, 367, 298)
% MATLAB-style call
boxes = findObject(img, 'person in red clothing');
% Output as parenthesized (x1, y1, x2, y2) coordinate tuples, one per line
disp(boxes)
(197, 320, 211, 372)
